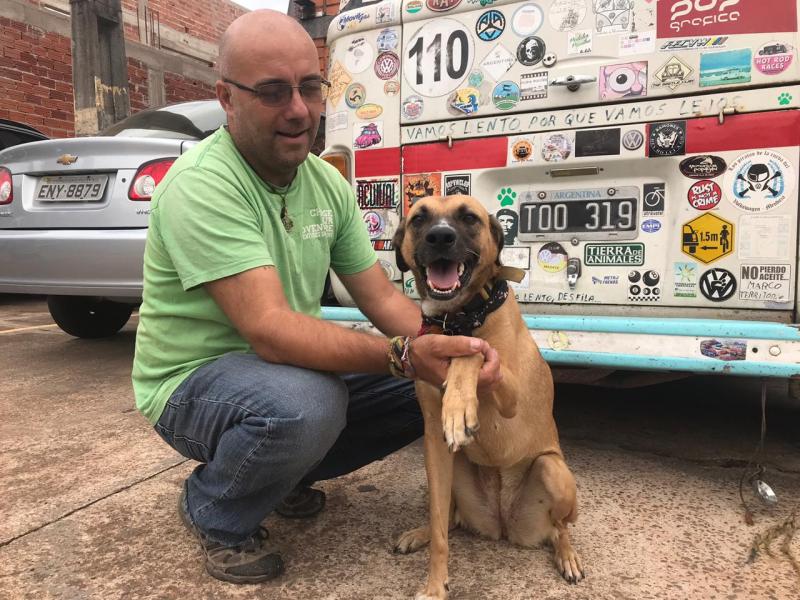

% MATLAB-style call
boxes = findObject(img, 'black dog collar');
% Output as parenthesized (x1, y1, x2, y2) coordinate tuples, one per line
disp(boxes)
(418, 267, 525, 337)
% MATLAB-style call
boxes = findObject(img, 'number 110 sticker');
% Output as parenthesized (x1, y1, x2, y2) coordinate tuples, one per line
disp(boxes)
(404, 19, 475, 97)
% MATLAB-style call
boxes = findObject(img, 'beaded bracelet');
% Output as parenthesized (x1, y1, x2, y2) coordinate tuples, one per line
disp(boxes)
(388, 335, 416, 379)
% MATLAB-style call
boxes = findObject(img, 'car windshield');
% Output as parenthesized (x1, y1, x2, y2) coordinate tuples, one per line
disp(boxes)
(99, 100, 227, 139)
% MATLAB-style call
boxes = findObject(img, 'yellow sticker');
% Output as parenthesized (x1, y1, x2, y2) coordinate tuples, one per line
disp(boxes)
(355, 103, 383, 119)
(681, 213, 734, 264)
(327, 61, 352, 109)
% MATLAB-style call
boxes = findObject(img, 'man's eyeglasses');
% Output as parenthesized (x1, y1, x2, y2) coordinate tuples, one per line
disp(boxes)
(223, 77, 330, 106)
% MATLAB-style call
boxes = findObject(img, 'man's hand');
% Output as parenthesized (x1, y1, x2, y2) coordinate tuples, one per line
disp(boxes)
(409, 334, 502, 390)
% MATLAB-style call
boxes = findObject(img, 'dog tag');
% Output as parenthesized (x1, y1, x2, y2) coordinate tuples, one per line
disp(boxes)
(752, 479, 778, 505)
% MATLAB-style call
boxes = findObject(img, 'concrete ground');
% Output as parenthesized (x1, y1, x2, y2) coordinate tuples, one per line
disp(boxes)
(1, 295, 799, 599)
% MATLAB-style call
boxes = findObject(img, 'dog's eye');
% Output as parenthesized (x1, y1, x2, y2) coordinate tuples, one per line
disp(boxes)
(461, 213, 479, 225)
(410, 214, 426, 227)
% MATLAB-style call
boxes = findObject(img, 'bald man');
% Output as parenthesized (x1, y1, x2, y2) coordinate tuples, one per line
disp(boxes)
(132, 10, 500, 584)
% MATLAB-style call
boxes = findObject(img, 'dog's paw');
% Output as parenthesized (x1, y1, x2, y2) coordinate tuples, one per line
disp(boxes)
(441, 395, 479, 452)
(415, 580, 449, 599)
(394, 526, 430, 554)
(555, 547, 585, 584)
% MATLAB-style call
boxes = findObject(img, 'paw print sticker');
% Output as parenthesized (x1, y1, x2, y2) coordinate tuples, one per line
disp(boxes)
(778, 92, 792, 106)
(497, 187, 517, 207)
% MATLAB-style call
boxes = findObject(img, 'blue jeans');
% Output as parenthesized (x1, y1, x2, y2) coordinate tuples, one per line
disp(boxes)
(154, 352, 421, 546)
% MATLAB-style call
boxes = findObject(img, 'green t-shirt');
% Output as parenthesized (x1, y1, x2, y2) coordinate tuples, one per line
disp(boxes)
(132, 127, 376, 424)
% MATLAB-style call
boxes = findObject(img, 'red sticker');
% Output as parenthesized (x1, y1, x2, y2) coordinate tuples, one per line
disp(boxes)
(657, 0, 797, 39)
(688, 180, 722, 210)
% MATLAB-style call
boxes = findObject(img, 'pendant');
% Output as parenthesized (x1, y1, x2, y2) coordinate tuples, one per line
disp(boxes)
(280, 206, 294, 232)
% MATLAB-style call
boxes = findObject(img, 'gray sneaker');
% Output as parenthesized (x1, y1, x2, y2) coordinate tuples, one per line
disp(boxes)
(179, 487, 285, 584)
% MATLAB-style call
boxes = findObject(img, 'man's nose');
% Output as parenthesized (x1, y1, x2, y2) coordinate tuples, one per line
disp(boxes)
(284, 87, 311, 118)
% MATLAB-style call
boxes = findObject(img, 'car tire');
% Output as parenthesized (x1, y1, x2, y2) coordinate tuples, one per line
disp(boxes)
(47, 296, 133, 339)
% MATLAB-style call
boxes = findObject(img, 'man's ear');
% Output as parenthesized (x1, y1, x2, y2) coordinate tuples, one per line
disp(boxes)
(489, 215, 504, 265)
(392, 220, 409, 272)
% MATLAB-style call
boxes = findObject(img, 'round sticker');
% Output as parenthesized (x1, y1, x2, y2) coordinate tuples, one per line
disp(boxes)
(541, 133, 572, 162)
(468, 70, 484, 87)
(754, 42, 794, 75)
(516, 36, 546, 67)
(476, 10, 505, 42)
(406, 0, 422, 13)
(378, 259, 395, 280)
(537, 242, 568, 273)
(345, 83, 366, 108)
(687, 180, 722, 211)
(512, 3, 544, 36)
(375, 51, 400, 80)
(699, 268, 736, 302)
(364, 211, 385, 238)
(622, 129, 644, 151)
(402, 95, 425, 120)
(512, 138, 533, 162)
(345, 37, 374, 74)
(492, 81, 520, 110)
(404, 19, 475, 97)
(384, 80, 400, 96)
(548, 0, 587, 32)
(377, 28, 398, 52)
(726, 149, 795, 212)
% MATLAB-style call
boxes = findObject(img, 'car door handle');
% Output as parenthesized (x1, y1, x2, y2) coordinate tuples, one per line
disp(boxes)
(550, 75, 597, 92)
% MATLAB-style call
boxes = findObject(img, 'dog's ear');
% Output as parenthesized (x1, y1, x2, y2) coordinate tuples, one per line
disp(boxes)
(489, 215, 505, 264)
(392, 220, 410, 272)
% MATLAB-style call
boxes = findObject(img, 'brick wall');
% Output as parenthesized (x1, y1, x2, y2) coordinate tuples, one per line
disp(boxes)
(127, 57, 150, 112)
(164, 72, 216, 104)
(4, 0, 245, 138)
(122, 0, 247, 45)
(315, 0, 340, 77)
(0, 17, 74, 139)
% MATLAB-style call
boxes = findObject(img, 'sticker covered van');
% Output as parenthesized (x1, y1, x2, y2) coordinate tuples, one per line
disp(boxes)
(322, 0, 800, 382)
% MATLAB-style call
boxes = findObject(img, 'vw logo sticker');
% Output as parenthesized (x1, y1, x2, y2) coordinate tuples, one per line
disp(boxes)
(700, 268, 736, 302)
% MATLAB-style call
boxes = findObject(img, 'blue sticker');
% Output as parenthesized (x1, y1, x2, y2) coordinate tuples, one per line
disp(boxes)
(476, 10, 505, 42)
(699, 49, 752, 87)
(641, 219, 662, 233)
(492, 81, 520, 110)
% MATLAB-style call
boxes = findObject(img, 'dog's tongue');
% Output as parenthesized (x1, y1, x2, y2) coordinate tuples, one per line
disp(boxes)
(428, 261, 459, 289)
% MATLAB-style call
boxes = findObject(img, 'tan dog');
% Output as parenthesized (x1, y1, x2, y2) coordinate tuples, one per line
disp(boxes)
(392, 195, 584, 599)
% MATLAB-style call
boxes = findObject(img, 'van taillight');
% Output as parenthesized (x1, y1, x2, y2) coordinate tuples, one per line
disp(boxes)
(322, 152, 350, 183)
(0, 167, 12, 205)
(128, 158, 175, 200)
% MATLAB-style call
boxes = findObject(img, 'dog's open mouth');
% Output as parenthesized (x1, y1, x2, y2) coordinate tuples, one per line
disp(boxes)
(423, 259, 471, 299)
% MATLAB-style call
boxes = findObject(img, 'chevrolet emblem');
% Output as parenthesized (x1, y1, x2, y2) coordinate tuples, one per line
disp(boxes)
(56, 154, 78, 165)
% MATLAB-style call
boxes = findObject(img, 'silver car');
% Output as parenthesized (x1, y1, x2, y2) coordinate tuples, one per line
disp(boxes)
(0, 100, 227, 338)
